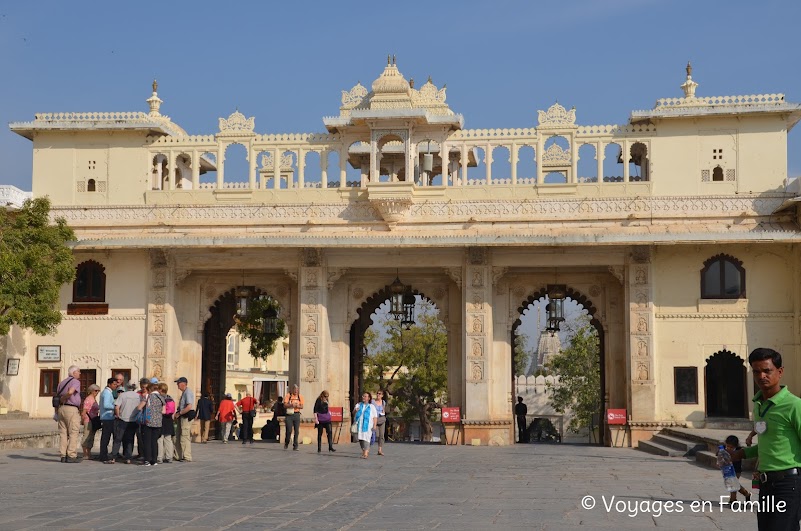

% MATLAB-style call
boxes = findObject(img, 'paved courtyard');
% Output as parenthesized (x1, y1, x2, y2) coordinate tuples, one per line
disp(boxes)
(0, 441, 761, 530)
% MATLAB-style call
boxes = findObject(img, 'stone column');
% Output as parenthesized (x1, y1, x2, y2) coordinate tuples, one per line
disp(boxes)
(191, 150, 200, 190)
(297, 148, 305, 189)
(596, 141, 604, 185)
(626, 246, 657, 445)
(440, 138, 449, 187)
(623, 139, 630, 183)
(145, 250, 169, 384)
(216, 145, 225, 189)
(320, 151, 328, 188)
(460, 144, 468, 185)
(248, 143, 257, 190)
(297, 249, 328, 443)
(570, 134, 578, 184)
(273, 148, 281, 189)
(485, 144, 492, 184)
(461, 247, 510, 445)
(511, 143, 518, 185)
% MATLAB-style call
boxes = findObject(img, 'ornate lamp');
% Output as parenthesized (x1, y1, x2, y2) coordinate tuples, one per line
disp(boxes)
(390, 275, 405, 320)
(401, 288, 416, 330)
(261, 300, 280, 335)
(236, 285, 254, 318)
(545, 284, 566, 335)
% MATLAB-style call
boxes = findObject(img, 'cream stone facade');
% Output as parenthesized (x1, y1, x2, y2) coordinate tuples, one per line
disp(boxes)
(3, 61, 801, 445)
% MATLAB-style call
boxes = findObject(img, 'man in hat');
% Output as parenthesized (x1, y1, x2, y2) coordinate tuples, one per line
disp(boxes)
(173, 377, 195, 462)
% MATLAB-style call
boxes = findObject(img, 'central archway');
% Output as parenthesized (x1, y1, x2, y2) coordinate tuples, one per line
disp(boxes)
(512, 286, 606, 445)
(349, 283, 447, 441)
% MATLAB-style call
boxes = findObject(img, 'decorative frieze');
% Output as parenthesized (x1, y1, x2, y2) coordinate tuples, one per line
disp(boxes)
(51, 195, 790, 229)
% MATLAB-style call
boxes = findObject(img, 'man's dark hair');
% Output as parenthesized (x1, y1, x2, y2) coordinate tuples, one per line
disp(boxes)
(518, 396, 524, 402)
(748, 348, 782, 368)
(725, 435, 739, 447)
(107, 377, 117, 386)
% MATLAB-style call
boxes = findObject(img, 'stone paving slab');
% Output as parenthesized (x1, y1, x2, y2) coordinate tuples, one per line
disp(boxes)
(0, 442, 768, 529)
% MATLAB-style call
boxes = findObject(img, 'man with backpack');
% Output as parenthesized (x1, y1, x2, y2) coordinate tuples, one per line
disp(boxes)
(55, 366, 82, 463)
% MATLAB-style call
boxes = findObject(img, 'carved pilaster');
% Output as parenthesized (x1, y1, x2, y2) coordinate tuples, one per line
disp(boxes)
(626, 247, 655, 423)
(146, 250, 170, 380)
(464, 251, 493, 422)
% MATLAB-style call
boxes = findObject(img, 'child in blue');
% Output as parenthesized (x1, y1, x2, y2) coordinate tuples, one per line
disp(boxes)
(725, 435, 752, 503)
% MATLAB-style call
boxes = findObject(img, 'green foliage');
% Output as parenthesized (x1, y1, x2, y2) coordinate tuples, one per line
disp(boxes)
(234, 296, 285, 361)
(363, 305, 448, 441)
(545, 318, 601, 433)
(0, 197, 76, 336)
(513, 332, 532, 376)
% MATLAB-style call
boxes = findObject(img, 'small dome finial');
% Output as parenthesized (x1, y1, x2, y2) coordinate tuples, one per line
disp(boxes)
(392, 54, 396, 65)
(387, 54, 391, 65)
(680, 61, 698, 99)
(147, 79, 163, 116)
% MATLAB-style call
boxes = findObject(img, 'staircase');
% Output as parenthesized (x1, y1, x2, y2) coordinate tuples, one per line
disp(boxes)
(638, 427, 757, 470)
(638, 430, 706, 457)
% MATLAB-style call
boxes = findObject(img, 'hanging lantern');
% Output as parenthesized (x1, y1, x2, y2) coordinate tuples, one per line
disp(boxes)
(401, 289, 416, 330)
(261, 299, 280, 335)
(545, 284, 566, 335)
(236, 286, 254, 318)
(390, 276, 405, 320)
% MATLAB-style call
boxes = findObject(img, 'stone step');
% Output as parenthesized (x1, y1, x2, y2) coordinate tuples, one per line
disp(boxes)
(637, 439, 685, 457)
(651, 433, 704, 454)
(0, 410, 30, 420)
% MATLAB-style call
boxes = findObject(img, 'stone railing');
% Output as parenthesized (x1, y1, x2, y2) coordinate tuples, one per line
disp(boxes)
(34, 111, 153, 122)
(654, 93, 785, 108)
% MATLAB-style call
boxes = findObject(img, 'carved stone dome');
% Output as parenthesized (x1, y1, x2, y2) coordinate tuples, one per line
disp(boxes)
(372, 61, 410, 96)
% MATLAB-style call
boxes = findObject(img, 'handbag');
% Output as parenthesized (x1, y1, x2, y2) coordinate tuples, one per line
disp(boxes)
(52, 377, 74, 408)
(350, 422, 358, 434)
(90, 415, 102, 431)
(317, 412, 331, 423)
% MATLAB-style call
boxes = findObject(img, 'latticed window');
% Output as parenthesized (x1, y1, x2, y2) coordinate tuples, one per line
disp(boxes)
(701, 254, 745, 299)
(73, 260, 106, 302)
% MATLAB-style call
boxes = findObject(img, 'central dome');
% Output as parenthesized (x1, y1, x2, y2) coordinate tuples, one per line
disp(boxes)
(372, 59, 410, 96)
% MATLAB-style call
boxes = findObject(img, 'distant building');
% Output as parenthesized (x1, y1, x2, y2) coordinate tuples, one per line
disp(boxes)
(0, 185, 31, 210)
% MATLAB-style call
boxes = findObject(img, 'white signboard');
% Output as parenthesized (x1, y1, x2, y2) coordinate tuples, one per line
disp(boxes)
(37, 345, 61, 363)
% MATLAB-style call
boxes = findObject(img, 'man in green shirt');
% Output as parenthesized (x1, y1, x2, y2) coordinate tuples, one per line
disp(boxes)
(733, 348, 801, 530)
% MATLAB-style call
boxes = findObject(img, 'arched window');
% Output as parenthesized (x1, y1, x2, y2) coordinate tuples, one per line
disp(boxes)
(701, 254, 745, 299)
(712, 166, 724, 182)
(73, 260, 106, 302)
(87, 179, 96, 192)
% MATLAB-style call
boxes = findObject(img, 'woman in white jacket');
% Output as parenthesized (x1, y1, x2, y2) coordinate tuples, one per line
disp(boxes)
(352, 392, 377, 459)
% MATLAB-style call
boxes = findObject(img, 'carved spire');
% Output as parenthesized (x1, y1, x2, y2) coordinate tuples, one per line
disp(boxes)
(680, 61, 698, 99)
(147, 79, 163, 117)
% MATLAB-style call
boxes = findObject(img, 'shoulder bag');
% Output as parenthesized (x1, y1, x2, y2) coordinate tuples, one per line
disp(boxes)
(52, 377, 74, 409)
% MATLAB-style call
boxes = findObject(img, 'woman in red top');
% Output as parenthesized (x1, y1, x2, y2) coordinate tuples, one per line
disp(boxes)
(215, 394, 237, 443)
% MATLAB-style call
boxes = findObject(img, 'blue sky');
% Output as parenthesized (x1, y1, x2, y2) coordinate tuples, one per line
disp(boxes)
(1, 0, 800, 189)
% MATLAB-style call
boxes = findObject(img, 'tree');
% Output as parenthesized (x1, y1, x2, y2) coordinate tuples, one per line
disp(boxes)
(363, 304, 448, 441)
(234, 296, 286, 360)
(0, 197, 76, 336)
(545, 318, 600, 433)
(513, 331, 532, 376)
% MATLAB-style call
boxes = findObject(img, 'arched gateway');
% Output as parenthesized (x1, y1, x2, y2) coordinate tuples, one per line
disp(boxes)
(13, 61, 798, 449)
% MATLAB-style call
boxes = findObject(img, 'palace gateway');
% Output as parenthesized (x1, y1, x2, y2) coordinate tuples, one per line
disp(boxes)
(5, 60, 801, 446)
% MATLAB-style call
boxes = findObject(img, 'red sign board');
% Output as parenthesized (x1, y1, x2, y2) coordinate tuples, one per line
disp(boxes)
(329, 407, 343, 422)
(607, 409, 627, 425)
(441, 407, 461, 424)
